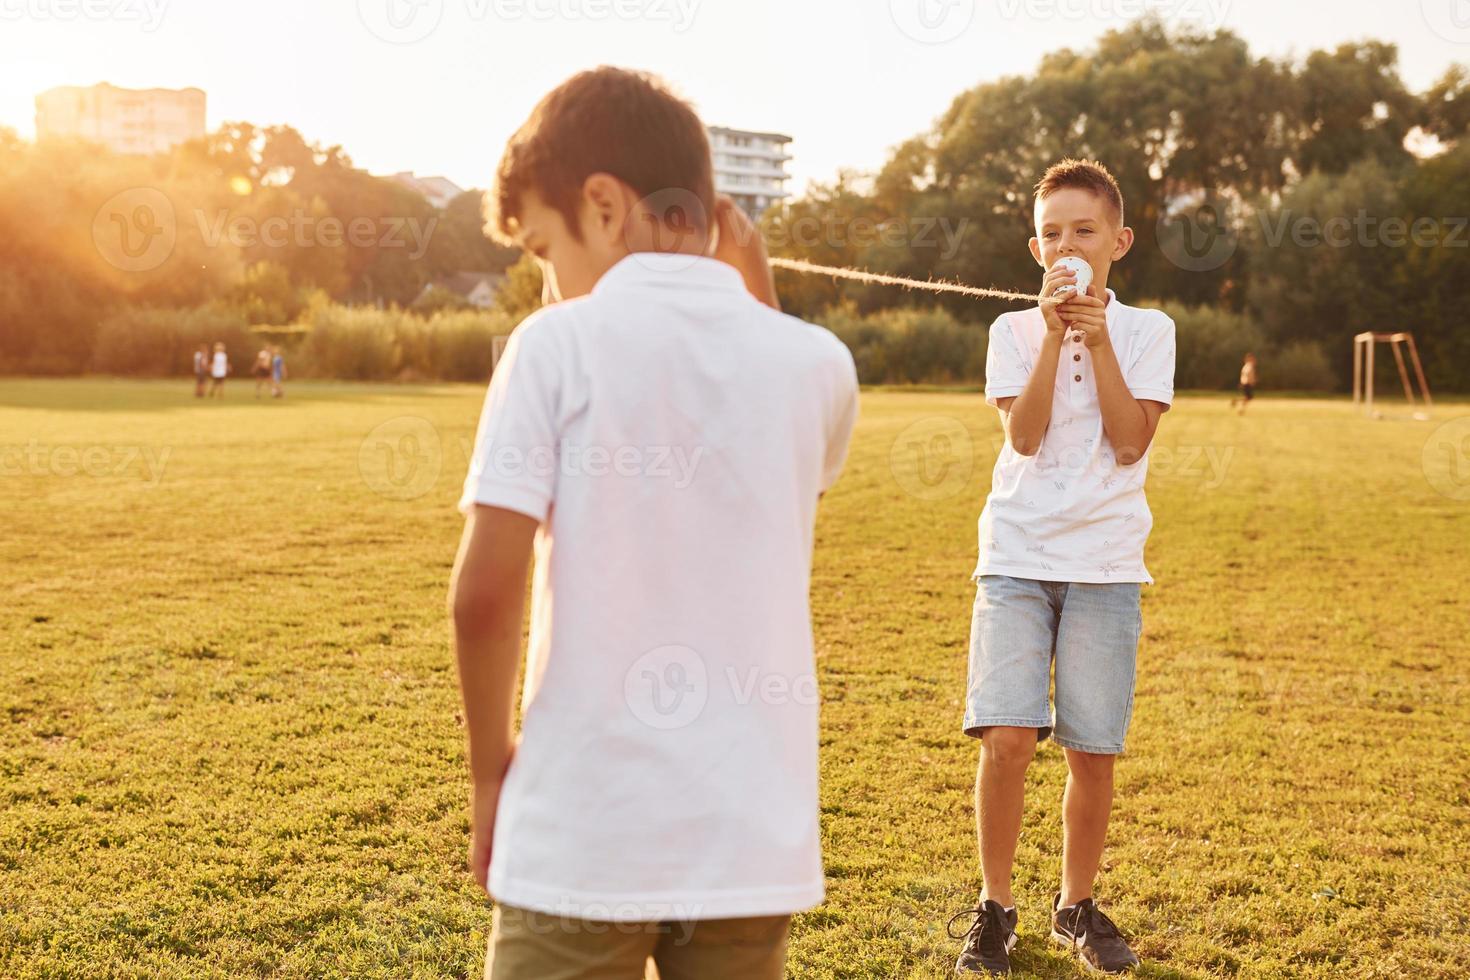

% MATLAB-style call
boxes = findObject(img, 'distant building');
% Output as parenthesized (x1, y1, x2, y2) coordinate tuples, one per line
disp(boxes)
(389, 172, 466, 210)
(708, 126, 792, 220)
(419, 271, 504, 309)
(35, 83, 205, 155)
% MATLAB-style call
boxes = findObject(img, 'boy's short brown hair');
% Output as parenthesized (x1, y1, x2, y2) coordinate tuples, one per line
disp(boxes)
(486, 67, 714, 245)
(1034, 158, 1125, 226)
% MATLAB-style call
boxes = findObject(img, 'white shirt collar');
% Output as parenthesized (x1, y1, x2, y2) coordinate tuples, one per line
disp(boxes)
(593, 252, 745, 296)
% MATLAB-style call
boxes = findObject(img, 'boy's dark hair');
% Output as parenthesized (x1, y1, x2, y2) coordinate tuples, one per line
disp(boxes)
(486, 67, 714, 245)
(1034, 158, 1125, 225)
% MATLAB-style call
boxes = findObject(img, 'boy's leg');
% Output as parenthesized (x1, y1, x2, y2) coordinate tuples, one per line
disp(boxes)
(650, 915, 790, 980)
(1051, 581, 1140, 904)
(976, 726, 1037, 905)
(1059, 748, 1114, 906)
(484, 904, 657, 980)
(963, 575, 1059, 903)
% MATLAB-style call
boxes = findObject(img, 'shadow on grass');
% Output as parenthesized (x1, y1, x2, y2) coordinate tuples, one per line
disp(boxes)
(1010, 945, 1204, 979)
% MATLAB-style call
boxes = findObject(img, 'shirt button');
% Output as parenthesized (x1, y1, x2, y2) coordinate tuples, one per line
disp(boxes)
(1073, 335, 1082, 342)
(1074, 374, 1082, 382)
(1073, 354, 1081, 362)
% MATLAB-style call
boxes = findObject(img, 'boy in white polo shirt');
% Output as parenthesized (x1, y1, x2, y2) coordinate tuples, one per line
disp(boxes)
(449, 67, 859, 980)
(948, 160, 1174, 976)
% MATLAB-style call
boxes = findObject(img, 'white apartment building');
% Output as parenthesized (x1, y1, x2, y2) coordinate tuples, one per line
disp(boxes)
(36, 83, 206, 155)
(708, 126, 792, 220)
(387, 172, 467, 210)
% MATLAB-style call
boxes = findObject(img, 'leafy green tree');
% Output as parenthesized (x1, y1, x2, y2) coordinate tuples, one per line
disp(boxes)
(1294, 42, 1417, 175)
(1422, 65, 1470, 144)
(493, 253, 543, 323)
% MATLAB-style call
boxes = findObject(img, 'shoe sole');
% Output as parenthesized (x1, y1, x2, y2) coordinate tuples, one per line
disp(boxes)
(953, 931, 1017, 975)
(1049, 930, 1137, 974)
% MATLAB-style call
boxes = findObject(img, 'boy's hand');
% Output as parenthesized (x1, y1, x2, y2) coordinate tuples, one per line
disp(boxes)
(711, 195, 780, 310)
(1059, 286, 1109, 348)
(468, 769, 508, 890)
(1038, 263, 1079, 337)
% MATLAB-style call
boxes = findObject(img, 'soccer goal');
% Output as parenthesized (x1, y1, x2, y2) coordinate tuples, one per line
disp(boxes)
(1352, 332, 1432, 420)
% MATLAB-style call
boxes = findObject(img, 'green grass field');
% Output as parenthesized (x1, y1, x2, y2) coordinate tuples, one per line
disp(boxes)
(3, 379, 1468, 979)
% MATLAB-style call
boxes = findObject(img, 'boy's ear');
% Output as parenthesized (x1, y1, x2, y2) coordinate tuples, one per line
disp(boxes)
(1112, 225, 1135, 261)
(1028, 236, 1043, 266)
(581, 173, 635, 247)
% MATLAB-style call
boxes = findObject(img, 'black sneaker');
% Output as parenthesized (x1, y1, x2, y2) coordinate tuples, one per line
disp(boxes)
(1050, 895, 1140, 973)
(948, 899, 1018, 974)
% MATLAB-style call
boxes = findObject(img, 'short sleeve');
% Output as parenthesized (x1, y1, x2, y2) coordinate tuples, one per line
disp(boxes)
(821, 345, 860, 492)
(457, 316, 562, 521)
(984, 314, 1029, 407)
(1125, 313, 1176, 408)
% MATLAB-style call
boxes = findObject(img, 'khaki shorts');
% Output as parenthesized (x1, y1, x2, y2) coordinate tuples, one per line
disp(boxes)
(484, 903, 791, 980)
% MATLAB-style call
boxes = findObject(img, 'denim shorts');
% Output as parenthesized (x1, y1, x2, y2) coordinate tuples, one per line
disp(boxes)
(963, 574, 1142, 754)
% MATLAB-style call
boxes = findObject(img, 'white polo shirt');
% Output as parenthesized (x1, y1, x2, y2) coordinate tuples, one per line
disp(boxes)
(458, 253, 859, 921)
(977, 290, 1175, 585)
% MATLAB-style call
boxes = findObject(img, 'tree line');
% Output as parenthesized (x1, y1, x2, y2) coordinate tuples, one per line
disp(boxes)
(0, 123, 518, 374)
(2, 20, 1466, 390)
(767, 18, 1470, 393)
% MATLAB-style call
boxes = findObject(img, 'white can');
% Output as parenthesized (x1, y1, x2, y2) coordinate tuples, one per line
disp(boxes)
(1051, 256, 1094, 300)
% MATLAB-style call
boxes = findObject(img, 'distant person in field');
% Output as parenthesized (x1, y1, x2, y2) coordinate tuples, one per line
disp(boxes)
(192, 344, 209, 398)
(1229, 353, 1257, 415)
(208, 343, 229, 398)
(449, 67, 858, 980)
(270, 346, 287, 399)
(949, 159, 1173, 976)
(251, 347, 273, 398)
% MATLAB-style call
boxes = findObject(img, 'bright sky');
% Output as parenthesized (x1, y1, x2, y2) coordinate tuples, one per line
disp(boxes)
(2, 0, 1467, 194)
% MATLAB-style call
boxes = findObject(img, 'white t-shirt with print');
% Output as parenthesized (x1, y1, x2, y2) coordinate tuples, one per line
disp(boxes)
(977, 290, 1175, 585)
(458, 253, 859, 922)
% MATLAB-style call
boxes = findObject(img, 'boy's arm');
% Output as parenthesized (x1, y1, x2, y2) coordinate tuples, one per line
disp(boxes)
(998, 264, 1077, 455)
(711, 195, 779, 310)
(448, 504, 538, 888)
(1060, 291, 1166, 462)
(997, 335, 1062, 456)
(1092, 346, 1165, 463)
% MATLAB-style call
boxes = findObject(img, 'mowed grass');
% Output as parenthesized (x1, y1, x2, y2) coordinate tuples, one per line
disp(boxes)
(2, 378, 1468, 979)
